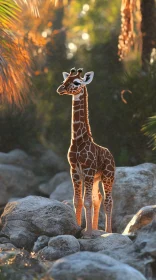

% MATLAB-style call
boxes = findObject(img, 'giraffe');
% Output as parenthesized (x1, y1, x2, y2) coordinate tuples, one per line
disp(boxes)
(57, 68, 115, 237)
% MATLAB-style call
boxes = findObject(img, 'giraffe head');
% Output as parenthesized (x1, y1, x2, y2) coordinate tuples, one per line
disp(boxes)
(57, 68, 94, 96)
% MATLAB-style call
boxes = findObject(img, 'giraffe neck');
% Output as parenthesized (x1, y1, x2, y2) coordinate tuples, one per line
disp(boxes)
(71, 86, 93, 143)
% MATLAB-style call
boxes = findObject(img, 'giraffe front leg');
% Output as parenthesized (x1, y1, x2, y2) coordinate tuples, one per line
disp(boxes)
(83, 172, 94, 237)
(71, 168, 83, 226)
(92, 180, 102, 230)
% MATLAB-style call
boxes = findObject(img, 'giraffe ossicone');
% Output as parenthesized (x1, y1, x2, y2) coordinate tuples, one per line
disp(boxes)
(57, 68, 115, 237)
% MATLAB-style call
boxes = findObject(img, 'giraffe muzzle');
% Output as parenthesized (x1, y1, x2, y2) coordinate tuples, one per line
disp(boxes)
(57, 85, 66, 95)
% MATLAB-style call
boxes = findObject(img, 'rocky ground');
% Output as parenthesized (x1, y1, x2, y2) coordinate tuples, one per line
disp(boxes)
(0, 149, 156, 280)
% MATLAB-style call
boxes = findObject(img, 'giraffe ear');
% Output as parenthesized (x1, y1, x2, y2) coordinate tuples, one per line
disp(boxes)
(82, 71, 94, 85)
(62, 72, 70, 80)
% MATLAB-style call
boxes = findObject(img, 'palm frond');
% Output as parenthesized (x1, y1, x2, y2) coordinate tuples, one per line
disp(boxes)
(0, 0, 20, 27)
(0, 28, 31, 106)
(14, 0, 69, 16)
(142, 115, 156, 150)
(14, 0, 41, 16)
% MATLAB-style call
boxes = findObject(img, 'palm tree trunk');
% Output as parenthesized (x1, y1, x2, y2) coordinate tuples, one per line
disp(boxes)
(141, 0, 156, 71)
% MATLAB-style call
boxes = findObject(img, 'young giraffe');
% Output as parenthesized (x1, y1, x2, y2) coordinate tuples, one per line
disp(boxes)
(57, 68, 115, 237)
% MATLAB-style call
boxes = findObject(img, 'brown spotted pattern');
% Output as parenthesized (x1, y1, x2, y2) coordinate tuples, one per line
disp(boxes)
(57, 70, 115, 236)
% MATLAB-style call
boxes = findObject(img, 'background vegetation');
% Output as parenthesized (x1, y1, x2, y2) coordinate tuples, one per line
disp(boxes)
(0, 0, 156, 166)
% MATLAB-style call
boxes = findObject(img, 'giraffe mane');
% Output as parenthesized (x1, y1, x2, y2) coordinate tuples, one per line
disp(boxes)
(84, 87, 93, 139)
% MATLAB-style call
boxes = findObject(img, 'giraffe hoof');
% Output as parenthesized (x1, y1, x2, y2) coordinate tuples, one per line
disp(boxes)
(105, 229, 112, 233)
(81, 229, 92, 239)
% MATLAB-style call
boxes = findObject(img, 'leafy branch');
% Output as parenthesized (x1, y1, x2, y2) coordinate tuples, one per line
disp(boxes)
(142, 115, 156, 150)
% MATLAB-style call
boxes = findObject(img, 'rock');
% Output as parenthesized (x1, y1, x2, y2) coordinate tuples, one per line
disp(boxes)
(38, 235, 80, 261)
(99, 215, 156, 277)
(99, 242, 152, 277)
(0, 248, 45, 280)
(0, 149, 35, 171)
(50, 180, 73, 201)
(123, 205, 156, 235)
(39, 149, 67, 174)
(81, 229, 106, 239)
(49, 251, 146, 280)
(0, 164, 42, 206)
(0, 248, 21, 262)
(0, 236, 12, 244)
(79, 233, 132, 252)
(33, 235, 50, 253)
(1, 196, 80, 250)
(8, 197, 23, 202)
(39, 172, 71, 196)
(113, 163, 156, 232)
(134, 216, 156, 258)
(0, 243, 17, 250)
(136, 231, 156, 258)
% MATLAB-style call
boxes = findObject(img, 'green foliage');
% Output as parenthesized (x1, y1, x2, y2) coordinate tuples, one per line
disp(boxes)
(142, 115, 156, 150)
(0, 0, 20, 27)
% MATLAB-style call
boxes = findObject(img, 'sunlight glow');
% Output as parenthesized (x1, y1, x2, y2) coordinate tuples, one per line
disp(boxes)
(38, 48, 42, 53)
(83, 4, 90, 12)
(80, 10, 86, 16)
(82, 32, 89, 40)
(150, 48, 156, 64)
(67, 53, 74, 59)
(68, 42, 77, 52)
(42, 31, 47, 38)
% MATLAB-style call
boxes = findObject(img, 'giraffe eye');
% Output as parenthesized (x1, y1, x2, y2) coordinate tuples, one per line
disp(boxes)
(73, 81, 80, 86)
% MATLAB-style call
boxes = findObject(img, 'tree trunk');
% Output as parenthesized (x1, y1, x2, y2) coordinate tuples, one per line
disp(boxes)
(141, 0, 156, 71)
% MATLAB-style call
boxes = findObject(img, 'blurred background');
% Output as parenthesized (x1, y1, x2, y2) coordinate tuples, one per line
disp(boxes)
(0, 0, 156, 166)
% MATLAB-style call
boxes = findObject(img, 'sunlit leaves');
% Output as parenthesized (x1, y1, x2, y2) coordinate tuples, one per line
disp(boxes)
(14, 0, 69, 16)
(0, 28, 31, 106)
(0, 0, 69, 107)
(14, 0, 41, 16)
(0, 0, 20, 27)
(0, 0, 32, 106)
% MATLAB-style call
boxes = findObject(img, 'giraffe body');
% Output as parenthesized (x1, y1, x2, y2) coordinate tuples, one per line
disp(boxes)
(57, 68, 115, 236)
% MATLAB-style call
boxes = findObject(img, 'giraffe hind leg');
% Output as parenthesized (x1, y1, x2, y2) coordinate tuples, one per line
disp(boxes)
(102, 180, 113, 233)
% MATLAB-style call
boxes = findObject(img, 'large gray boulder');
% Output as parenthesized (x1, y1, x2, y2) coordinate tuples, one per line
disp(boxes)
(113, 163, 156, 232)
(79, 233, 132, 252)
(0, 164, 42, 206)
(99, 241, 153, 277)
(38, 235, 80, 261)
(0, 149, 35, 170)
(134, 215, 156, 260)
(50, 180, 73, 201)
(100, 208, 156, 277)
(39, 149, 67, 174)
(1, 196, 79, 250)
(123, 205, 156, 235)
(49, 251, 146, 280)
(39, 172, 71, 196)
